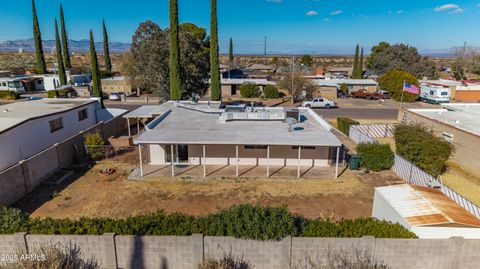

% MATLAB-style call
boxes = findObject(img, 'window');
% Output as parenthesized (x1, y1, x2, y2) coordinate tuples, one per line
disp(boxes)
(1, 82, 6, 87)
(78, 109, 88, 121)
(441, 92, 449, 96)
(49, 117, 63, 133)
(292, 146, 316, 150)
(244, 145, 268, 150)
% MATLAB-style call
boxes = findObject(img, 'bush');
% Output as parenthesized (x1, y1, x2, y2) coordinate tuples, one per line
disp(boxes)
(378, 70, 419, 102)
(337, 118, 360, 135)
(240, 83, 260, 98)
(84, 132, 105, 160)
(47, 89, 70, 98)
(0, 205, 417, 239)
(263, 85, 279, 98)
(200, 254, 253, 269)
(357, 143, 394, 172)
(395, 124, 453, 177)
(0, 91, 20, 100)
(340, 83, 348, 95)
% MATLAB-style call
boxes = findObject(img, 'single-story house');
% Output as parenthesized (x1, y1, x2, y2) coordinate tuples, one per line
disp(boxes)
(373, 184, 480, 239)
(326, 67, 353, 78)
(307, 78, 379, 99)
(101, 76, 133, 95)
(128, 101, 344, 179)
(211, 78, 277, 98)
(0, 98, 122, 171)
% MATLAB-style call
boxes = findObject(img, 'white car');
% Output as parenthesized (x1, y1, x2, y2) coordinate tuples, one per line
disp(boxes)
(108, 92, 123, 101)
(302, 98, 336, 109)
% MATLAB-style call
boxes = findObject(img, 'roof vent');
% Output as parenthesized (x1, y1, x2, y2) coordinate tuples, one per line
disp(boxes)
(3, 108, 11, 113)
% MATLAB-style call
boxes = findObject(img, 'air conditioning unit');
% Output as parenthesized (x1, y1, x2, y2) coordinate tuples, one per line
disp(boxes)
(442, 132, 454, 143)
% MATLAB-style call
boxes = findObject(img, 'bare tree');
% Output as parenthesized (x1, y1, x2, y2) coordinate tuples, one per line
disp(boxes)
(278, 71, 317, 104)
(453, 44, 480, 80)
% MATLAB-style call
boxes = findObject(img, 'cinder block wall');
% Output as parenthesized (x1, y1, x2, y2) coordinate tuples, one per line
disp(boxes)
(2, 234, 480, 269)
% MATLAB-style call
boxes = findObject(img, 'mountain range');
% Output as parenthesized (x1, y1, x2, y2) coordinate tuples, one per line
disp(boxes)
(0, 38, 130, 53)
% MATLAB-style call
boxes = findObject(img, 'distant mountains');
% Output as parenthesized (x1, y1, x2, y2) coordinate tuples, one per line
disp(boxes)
(0, 38, 130, 53)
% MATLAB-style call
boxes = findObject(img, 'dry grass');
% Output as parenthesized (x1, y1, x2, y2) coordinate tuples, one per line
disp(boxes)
(441, 162, 480, 206)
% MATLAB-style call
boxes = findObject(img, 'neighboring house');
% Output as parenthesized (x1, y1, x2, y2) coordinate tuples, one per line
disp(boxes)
(216, 78, 276, 98)
(0, 77, 26, 92)
(403, 103, 480, 175)
(243, 64, 276, 79)
(127, 101, 344, 178)
(101, 76, 133, 95)
(221, 68, 244, 79)
(373, 184, 480, 239)
(0, 99, 120, 171)
(308, 78, 379, 99)
(326, 67, 353, 78)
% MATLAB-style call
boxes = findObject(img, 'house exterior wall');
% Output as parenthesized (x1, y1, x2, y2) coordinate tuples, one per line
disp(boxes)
(314, 87, 338, 99)
(403, 110, 480, 175)
(101, 79, 133, 95)
(149, 144, 331, 167)
(0, 103, 98, 171)
(453, 90, 480, 102)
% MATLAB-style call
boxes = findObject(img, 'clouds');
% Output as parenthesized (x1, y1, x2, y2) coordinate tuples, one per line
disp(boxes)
(329, 10, 343, 16)
(306, 10, 318, 16)
(434, 4, 465, 14)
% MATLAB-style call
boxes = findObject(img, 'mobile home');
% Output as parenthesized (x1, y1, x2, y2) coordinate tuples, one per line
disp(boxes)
(419, 85, 450, 104)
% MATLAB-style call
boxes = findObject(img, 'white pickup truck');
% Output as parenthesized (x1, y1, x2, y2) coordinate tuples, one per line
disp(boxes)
(302, 98, 337, 109)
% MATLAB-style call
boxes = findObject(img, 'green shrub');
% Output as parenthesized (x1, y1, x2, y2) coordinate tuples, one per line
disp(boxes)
(0, 205, 416, 239)
(337, 118, 360, 135)
(83, 132, 105, 160)
(340, 83, 348, 95)
(47, 90, 70, 98)
(395, 124, 453, 177)
(357, 143, 394, 172)
(378, 70, 419, 102)
(240, 83, 260, 98)
(0, 91, 20, 100)
(263, 85, 279, 98)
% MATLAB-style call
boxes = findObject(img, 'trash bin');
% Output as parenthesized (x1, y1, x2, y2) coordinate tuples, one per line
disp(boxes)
(349, 155, 362, 171)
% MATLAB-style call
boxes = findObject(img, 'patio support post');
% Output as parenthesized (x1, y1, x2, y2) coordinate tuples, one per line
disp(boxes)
(137, 118, 140, 134)
(138, 145, 143, 178)
(171, 144, 175, 177)
(342, 146, 346, 166)
(297, 146, 302, 178)
(203, 145, 206, 178)
(236, 145, 239, 178)
(266, 146, 270, 178)
(127, 118, 131, 137)
(335, 146, 340, 179)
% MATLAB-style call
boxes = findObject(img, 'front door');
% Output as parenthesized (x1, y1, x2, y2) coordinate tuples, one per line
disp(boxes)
(178, 145, 189, 163)
(165, 145, 189, 163)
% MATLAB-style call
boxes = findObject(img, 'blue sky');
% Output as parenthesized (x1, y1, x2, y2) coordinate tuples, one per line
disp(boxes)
(0, 0, 479, 54)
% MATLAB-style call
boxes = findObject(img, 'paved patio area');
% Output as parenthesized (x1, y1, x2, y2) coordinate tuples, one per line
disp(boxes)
(128, 163, 346, 180)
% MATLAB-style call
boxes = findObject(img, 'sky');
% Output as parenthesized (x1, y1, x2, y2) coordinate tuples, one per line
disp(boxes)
(0, 0, 479, 55)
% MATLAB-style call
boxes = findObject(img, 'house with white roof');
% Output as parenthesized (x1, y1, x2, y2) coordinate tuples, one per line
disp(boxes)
(126, 101, 344, 179)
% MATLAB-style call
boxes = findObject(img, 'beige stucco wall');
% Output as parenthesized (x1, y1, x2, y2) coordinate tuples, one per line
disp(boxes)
(149, 144, 332, 167)
(101, 79, 133, 95)
(403, 111, 480, 175)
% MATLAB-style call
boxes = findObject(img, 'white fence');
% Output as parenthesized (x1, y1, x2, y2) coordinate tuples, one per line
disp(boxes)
(349, 125, 375, 144)
(393, 155, 480, 218)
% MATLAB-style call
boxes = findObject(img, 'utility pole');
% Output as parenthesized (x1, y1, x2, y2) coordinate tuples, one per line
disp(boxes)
(291, 55, 295, 104)
(264, 36, 267, 65)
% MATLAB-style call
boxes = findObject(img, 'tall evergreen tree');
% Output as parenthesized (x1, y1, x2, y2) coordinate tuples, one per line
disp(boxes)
(358, 47, 364, 79)
(352, 44, 359, 79)
(103, 19, 112, 73)
(210, 0, 221, 101)
(169, 0, 182, 100)
(32, 0, 47, 74)
(54, 19, 67, 86)
(90, 31, 104, 108)
(59, 5, 71, 68)
(228, 37, 234, 66)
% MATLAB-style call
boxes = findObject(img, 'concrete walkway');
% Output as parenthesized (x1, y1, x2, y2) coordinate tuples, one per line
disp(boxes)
(128, 164, 345, 180)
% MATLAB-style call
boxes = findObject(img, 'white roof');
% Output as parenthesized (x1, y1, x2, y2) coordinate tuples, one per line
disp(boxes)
(133, 101, 342, 147)
(311, 79, 378, 87)
(102, 76, 126, 81)
(409, 103, 480, 137)
(221, 78, 276, 86)
(0, 99, 96, 134)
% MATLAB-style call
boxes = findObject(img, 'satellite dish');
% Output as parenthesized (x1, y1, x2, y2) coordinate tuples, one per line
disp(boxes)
(285, 117, 298, 132)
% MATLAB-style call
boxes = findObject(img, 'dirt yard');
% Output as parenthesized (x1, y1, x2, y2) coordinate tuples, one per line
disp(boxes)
(14, 152, 400, 220)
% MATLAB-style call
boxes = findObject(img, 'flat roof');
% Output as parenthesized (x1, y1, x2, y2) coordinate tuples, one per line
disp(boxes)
(312, 79, 378, 87)
(133, 101, 342, 147)
(376, 184, 480, 228)
(409, 103, 480, 137)
(220, 78, 276, 86)
(0, 99, 96, 134)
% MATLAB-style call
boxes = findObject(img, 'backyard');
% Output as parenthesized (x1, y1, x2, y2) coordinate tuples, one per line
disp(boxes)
(14, 149, 399, 220)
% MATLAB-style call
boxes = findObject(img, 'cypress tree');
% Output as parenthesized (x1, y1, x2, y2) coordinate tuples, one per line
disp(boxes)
(352, 44, 359, 79)
(59, 5, 71, 69)
(90, 31, 104, 108)
(54, 19, 67, 86)
(103, 19, 112, 73)
(210, 0, 221, 101)
(228, 37, 234, 66)
(32, 0, 47, 74)
(169, 0, 182, 100)
(358, 47, 364, 79)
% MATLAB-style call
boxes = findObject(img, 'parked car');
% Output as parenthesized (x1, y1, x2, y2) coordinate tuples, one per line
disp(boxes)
(108, 92, 124, 101)
(377, 90, 390, 99)
(302, 98, 337, 109)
